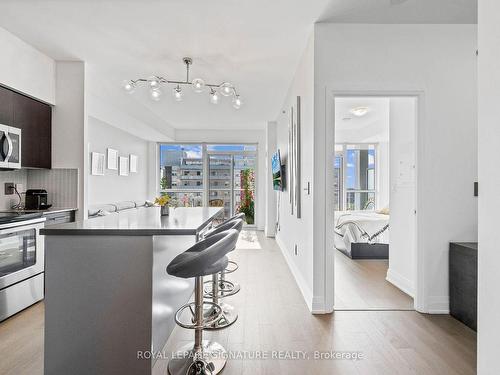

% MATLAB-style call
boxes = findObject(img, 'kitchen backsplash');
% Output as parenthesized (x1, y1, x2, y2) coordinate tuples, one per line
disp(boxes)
(0, 170, 28, 209)
(0, 168, 78, 209)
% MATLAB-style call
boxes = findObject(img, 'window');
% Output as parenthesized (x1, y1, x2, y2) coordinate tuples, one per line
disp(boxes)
(335, 144, 377, 211)
(159, 143, 257, 224)
(159, 144, 204, 207)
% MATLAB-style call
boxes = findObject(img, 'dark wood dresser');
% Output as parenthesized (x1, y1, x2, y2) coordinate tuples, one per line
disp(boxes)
(449, 242, 477, 331)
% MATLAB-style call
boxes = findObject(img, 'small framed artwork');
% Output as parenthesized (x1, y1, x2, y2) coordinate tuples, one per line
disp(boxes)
(91, 152, 105, 176)
(107, 148, 118, 170)
(119, 156, 129, 176)
(129, 154, 138, 173)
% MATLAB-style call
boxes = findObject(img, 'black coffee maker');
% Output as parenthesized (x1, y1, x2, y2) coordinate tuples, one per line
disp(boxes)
(25, 189, 52, 210)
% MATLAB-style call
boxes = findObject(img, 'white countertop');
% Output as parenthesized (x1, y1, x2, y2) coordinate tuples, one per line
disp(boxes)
(41, 206, 223, 236)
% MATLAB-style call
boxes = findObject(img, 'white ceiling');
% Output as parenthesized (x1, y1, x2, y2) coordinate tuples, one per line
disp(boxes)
(335, 97, 390, 143)
(319, 0, 477, 23)
(0, 0, 477, 134)
(0, 0, 331, 132)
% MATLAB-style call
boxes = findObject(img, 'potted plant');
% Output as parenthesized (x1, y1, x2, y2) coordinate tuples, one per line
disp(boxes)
(154, 195, 171, 216)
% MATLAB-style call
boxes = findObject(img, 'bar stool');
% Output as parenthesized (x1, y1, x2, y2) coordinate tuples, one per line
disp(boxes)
(202, 219, 243, 329)
(166, 229, 239, 375)
(204, 213, 245, 294)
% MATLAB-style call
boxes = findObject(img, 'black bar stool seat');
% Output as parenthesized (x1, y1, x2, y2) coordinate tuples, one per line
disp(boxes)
(166, 229, 239, 375)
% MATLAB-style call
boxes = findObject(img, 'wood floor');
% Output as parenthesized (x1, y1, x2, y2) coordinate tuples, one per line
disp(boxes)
(334, 250, 414, 310)
(0, 231, 476, 375)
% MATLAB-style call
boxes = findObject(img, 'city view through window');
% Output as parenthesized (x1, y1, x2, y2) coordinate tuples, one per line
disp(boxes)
(334, 144, 377, 211)
(160, 144, 257, 224)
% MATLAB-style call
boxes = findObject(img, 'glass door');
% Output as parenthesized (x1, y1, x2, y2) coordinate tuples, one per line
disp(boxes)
(208, 155, 233, 219)
(233, 155, 256, 225)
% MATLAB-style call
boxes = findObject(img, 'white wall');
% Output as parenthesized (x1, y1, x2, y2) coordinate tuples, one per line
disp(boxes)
(274, 34, 315, 310)
(478, 1, 500, 373)
(315, 24, 478, 313)
(52, 61, 87, 220)
(0, 26, 55, 104)
(175, 129, 266, 231)
(387, 97, 417, 297)
(87, 117, 150, 205)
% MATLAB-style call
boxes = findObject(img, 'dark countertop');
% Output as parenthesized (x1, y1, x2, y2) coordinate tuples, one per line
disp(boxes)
(41, 207, 223, 236)
(0, 207, 77, 215)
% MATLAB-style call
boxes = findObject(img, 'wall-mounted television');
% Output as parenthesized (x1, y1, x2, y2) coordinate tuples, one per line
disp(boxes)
(271, 150, 284, 191)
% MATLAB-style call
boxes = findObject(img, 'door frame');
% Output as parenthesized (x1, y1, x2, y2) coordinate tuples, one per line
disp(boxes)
(323, 90, 424, 313)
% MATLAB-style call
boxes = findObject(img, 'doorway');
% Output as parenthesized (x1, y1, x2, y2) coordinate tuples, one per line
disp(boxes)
(331, 95, 418, 311)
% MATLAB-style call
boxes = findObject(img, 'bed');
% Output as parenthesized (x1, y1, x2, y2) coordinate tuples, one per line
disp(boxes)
(334, 210, 390, 259)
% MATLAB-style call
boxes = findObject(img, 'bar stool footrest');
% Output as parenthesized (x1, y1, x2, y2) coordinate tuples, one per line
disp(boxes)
(174, 301, 223, 330)
(203, 280, 241, 298)
(224, 260, 239, 274)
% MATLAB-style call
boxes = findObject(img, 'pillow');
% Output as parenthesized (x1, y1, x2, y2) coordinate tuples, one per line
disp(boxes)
(145, 200, 155, 207)
(113, 201, 136, 211)
(376, 207, 390, 215)
(134, 200, 147, 208)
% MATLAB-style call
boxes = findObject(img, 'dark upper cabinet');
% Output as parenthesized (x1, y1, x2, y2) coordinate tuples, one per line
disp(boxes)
(0, 86, 13, 125)
(1, 85, 52, 169)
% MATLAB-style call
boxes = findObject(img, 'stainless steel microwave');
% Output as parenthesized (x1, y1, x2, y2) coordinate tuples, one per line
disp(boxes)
(0, 124, 21, 169)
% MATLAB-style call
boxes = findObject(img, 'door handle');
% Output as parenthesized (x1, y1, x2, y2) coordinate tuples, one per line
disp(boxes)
(5, 133, 13, 161)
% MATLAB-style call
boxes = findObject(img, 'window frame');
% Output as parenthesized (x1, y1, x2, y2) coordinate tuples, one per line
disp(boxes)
(158, 142, 258, 226)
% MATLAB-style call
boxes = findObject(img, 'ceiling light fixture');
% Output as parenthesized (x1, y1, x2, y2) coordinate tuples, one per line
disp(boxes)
(349, 106, 369, 117)
(232, 95, 242, 109)
(209, 88, 219, 105)
(124, 57, 242, 108)
(150, 88, 162, 101)
(172, 85, 183, 101)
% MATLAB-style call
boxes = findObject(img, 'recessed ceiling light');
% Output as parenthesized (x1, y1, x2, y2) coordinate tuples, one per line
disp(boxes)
(350, 107, 369, 117)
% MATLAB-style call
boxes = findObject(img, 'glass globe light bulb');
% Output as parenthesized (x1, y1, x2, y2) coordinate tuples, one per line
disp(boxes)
(191, 78, 205, 93)
(232, 95, 242, 109)
(210, 89, 219, 104)
(148, 76, 161, 90)
(172, 85, 183, 101)
(122, 80, 136, 94)
(219, 82, 233, 97)
(150, 88, 162, 101)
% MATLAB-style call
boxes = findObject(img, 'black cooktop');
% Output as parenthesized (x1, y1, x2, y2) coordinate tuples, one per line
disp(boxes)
(0, 212, 43, 225)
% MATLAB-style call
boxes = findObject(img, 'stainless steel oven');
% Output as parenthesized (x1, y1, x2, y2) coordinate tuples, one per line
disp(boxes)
(0, 124, 22, 170)
(0, 217, 45, 321)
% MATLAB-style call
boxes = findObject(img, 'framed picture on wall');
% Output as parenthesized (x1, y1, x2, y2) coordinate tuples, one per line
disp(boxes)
(91, 152, 105, 176)
(119, 156, 129, 176)
(107, 148, 118, 170)
(129, 154, 138, 173)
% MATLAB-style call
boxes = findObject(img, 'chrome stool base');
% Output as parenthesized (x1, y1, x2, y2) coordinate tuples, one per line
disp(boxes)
(204, 279, 241, 298)
(204, 301, 238, 330)
(168, 340, 227, 375)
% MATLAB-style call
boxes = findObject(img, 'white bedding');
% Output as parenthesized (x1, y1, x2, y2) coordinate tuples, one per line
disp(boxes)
(334, 211, 390, 253)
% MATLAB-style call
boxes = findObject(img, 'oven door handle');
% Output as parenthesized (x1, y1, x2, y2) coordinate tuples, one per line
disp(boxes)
(5, 133, 13, 162)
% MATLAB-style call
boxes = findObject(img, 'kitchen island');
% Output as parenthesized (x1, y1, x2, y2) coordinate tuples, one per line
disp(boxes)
(41, 207, 223, 375)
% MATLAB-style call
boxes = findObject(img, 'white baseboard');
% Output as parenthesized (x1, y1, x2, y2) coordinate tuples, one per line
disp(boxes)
(275, 235, 313, 312)
(312, 296, 332, 314)
(426, 296, 450, 314)
(386, 268, 415, 298)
